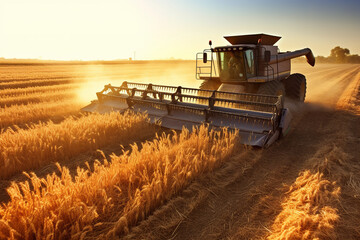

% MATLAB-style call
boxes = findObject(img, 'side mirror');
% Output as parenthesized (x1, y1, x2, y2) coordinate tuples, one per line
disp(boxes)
(264, 50, 271, 63)
(203, 52, 207, 63)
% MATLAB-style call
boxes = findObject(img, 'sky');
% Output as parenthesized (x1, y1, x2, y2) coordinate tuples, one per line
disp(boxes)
(0, 0, 359, 60)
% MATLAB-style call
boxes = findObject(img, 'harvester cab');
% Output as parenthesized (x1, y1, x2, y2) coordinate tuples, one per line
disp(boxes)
(196, 34, 315, 97)
(82, 33, 315, 148)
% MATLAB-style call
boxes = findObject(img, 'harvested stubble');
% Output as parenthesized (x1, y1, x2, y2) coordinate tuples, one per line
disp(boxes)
(0, 111, 152, 179)
(0, 126, 239, 239)
(0, 100, 82, 129)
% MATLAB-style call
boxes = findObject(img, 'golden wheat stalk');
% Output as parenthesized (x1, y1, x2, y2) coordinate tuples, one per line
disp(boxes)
(0, 100, 82, 129)
(0, 126, 239, 239)
(0, 83, 80, 97)
(0, 91, 75, 107)
(0, 78, 74, 89)
(0, 111, 152, 179)
(267, 171, 340, 239)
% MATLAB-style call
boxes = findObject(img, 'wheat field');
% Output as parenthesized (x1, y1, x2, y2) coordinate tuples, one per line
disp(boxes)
(0, 111, 152, 179)
(0, 126, 239, 239)
(1, 61, 231, 239)
(0, 62, 359, 239)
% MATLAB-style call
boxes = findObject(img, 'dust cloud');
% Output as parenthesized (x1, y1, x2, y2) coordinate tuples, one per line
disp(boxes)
(75, 61, 200, 104)
(292, 63, 360, 107)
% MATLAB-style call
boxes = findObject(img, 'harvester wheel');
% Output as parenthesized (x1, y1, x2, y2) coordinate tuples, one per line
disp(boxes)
(257, 80, 285, 97)
(199, 79, 221, 91)
(284, 73, 307, 102)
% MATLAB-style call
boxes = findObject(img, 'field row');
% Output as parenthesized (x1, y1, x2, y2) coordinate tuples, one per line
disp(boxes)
(0, 76, 77, 83)
(0, 82, 85, 130)
(0, 78, 75, 89)
(0, 125, 239, 239)
(0, 99, 82, 129)
(0, 73, 145, 83)
(0, 83, 79, 97)
(0, 112, 152, 180)
(0, 90, 75, 107)
(0, 65, 83, 81)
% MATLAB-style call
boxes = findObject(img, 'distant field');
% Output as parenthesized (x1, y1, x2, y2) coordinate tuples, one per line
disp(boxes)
(0, 61, 196, 128)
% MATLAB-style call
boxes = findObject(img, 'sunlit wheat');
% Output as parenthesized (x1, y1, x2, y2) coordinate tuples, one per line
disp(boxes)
(0, 111, 152, 179)
(0, 126, 239, 239)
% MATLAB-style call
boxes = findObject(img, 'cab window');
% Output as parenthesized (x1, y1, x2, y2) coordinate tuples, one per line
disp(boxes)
(245, 50, 255, 77)
(217, 51, 245, 81)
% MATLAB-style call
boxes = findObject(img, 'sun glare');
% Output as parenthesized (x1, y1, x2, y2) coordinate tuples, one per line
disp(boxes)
(1, 0, 359, 60)
(0, 0, 147, 60)
(75, 65, 117, 103)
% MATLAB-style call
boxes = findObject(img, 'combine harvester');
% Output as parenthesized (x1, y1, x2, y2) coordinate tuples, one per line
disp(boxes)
(82, 34, 315, 147)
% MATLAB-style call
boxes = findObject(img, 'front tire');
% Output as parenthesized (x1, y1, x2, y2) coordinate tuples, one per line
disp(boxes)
(284, 73, 307, 102)
(257, 80, 285, 96)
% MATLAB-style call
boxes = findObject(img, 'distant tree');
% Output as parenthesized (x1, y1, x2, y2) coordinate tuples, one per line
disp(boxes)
(315, 56, 327, 63)
(347, 54, 360, 63)
(314, 47, 360, 64)
(330, 46, 350, 63)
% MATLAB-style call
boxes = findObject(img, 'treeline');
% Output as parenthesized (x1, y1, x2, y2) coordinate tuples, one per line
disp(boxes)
(316, 46, 360, 63)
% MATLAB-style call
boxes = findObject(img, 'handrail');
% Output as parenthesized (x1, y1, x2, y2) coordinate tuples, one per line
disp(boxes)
(99, 83, 283, 115)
